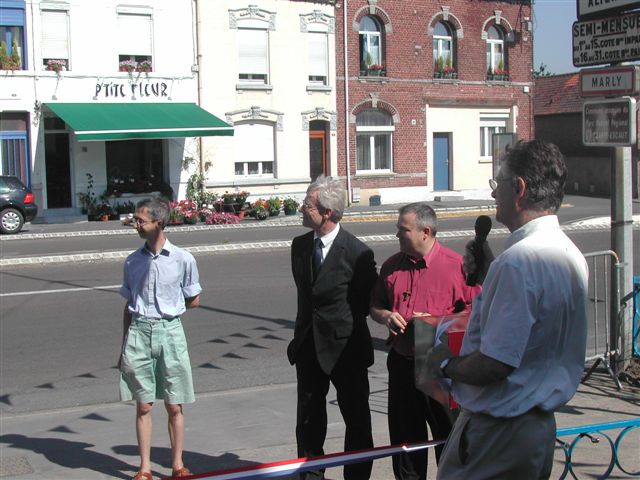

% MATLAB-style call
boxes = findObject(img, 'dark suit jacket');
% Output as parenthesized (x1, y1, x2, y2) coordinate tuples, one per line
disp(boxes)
(288, 227, 378, 375)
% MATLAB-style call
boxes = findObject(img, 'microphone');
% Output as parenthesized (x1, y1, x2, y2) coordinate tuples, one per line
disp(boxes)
(466, 215, 492, 286)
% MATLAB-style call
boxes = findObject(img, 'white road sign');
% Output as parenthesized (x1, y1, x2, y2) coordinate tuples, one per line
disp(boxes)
(580, 65, 640, 95)
(572, 12, 640, 66)
(577, 0, 640, 19)
(583, 97, 637, 146)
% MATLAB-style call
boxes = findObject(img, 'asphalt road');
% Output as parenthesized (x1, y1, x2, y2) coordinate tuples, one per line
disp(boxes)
(2, 212, 638, 416)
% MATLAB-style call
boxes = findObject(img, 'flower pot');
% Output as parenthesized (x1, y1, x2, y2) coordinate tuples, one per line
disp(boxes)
(284, 208, 298, 216)
(237, 211, 246, 219)
(269, 209, 280, 217)
(100, 215, 110, 222)
(255, 210, 268, 220)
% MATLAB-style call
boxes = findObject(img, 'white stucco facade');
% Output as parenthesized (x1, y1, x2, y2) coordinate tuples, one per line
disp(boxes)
(0, 0, 208, 219)
(197, 1, 337, 200)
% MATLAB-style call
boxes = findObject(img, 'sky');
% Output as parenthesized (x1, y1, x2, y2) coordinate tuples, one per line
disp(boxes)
(533, 0, 578, 75)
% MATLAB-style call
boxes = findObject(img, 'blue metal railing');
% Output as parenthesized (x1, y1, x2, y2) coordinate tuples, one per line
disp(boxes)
(556, 418, 640, 479)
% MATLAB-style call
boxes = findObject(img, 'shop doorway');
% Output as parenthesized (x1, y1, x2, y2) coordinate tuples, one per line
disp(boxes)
(44, 117, 71, 208)
(309, 120, 328, 180)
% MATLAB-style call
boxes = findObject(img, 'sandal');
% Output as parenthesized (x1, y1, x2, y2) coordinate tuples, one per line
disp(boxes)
(171, 467, 192, 477)
(132, 472, 153, 480)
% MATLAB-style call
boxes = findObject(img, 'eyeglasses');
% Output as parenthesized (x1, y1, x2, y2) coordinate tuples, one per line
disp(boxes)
(133, 217, 156, 226)
(489, 176, 514, 191)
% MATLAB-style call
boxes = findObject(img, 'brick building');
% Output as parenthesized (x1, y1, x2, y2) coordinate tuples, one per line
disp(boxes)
(335, 0, 533, 204)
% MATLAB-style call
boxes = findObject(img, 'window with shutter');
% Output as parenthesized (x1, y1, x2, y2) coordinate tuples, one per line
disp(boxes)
(308, 32, 327, 85)
(41, 9, 69, 71)
(238, 28, 268, 83)
(234, 123, 275, 177)
(117, 13, 153, 71)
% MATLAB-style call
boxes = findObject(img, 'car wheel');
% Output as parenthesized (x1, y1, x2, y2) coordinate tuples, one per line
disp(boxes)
(0, 208, 24, 234)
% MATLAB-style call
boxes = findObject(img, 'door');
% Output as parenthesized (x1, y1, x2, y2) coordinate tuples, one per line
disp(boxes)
(433, 133, 450, 191)
(45, 132, 71, 208)
(309, 127, 326, 181)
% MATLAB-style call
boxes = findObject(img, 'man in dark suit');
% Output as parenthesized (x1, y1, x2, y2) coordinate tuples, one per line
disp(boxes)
(288, 175, 378, 480)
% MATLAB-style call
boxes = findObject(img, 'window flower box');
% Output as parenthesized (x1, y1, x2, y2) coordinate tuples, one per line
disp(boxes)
(137, 60, 152, 72)
(46, 59, 67, 72)
(119, 60, 137, 73)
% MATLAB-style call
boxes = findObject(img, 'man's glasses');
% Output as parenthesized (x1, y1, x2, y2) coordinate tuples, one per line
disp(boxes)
(489, 176, 514, 191)
(133, 218, 156, 226)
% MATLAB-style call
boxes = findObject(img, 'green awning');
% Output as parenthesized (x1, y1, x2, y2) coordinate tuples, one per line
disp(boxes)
(46, 103, 233, 141)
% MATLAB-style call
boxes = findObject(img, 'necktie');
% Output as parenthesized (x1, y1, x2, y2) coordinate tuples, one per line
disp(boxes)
(312, 237, 323, 278)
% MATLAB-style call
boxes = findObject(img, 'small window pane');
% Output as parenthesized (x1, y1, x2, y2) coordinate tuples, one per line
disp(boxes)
(359, 16, 379, 32)
(356, 135, 371, 170)
(487, 26, 502, 40)
(433, 21, 450, 37)
(356, 109, 393, 127)
(374, 134, 390, 169)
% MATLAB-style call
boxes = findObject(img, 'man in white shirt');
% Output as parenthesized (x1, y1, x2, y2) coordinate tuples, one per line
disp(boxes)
(428, 140, 588, 479)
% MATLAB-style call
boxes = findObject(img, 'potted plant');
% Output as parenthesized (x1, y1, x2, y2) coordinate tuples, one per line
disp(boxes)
(266, 197, 281, 217)
(78, 173, 97, 216)
(119, 60, 137, 73)
(443, 54, 457, 79)
(494, 59, 508, 81)
(434, 55, 444, 78)
(137, 60, 152, 72)
(251, 199, 269, 220)
(46, 59, 67, 72)
(94, 201, 112, 221)
(204, 212, 240, 225)
(368, 64, 384, 76)
(283, 197, 300, 215)
(0, 40, 21, 70)
(168, 202, 185, 225)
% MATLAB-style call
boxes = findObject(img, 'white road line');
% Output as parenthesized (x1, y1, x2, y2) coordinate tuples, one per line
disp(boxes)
(0, 284, 120, 298)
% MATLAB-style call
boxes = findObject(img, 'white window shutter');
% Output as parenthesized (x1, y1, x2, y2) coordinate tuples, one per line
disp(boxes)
(118, 13, 152, 55)
(238, 29, 267, 75)
(41, 10, 69, 59)
(308, 33, 327, 77)
(235, 123, 274, 164)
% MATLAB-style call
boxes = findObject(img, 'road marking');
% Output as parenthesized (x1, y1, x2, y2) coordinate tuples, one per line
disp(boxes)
(0, 284, 120, 298)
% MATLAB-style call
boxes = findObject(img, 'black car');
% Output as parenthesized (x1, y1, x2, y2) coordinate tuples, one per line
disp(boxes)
(0, 175, 38, 234)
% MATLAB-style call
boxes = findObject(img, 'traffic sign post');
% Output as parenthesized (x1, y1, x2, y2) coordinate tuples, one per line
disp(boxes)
(577, 0, 640, 19)
(580, 65, 640, 96)
(572, 12, 640, 67)
(583, 97, 637, 146)
(572, 0, 638, 375)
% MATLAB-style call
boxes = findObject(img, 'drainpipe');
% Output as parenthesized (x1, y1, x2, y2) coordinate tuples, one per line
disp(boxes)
(343, 0, 352, 206)
(194, 0, 204, 191)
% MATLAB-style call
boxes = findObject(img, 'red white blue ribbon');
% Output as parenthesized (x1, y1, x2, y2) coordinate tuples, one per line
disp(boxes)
(163, 440, 444, 480)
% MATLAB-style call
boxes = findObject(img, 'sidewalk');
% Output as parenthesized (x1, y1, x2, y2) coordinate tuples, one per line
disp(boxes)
(1, 367, 638, 480)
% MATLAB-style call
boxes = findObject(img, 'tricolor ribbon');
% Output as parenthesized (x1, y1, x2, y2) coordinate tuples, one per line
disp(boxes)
(163, 440, 445, 480)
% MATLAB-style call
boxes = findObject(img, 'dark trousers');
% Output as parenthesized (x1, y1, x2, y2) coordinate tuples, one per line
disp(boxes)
(387, 349, 454, 480)
(295, 348, 373, 480)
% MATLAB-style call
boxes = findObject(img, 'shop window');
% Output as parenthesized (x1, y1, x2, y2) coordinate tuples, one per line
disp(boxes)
(234, 123, 275, 177)
(0, 2, 26, 70)
(486, 25, 507, 80)
(308, 31, 328, 86)
(41, 8, 70, 71)
(106, 140, 165, 195)
(359, 16, 384, 76)
(238, 28, 269, 83)
(0, 112, 30, 186)
(117, 12, 153, 72)
(356, 109, 393, 173)
(433, 21, 456, 79)
(479, 115, 508, 161)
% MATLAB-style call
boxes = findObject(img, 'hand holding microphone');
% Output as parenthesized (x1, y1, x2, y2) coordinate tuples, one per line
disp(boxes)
(465, 215, 494, 286)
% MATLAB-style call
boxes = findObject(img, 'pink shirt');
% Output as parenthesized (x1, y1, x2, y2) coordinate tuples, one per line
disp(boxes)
(371, 241, 481, 356)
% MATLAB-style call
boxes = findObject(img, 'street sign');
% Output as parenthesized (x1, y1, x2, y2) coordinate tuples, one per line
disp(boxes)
(572, 12, 640, 67)
(580, 65, 640, 96)
(577, 0, 640, 20)
(583, 97, 637, 146)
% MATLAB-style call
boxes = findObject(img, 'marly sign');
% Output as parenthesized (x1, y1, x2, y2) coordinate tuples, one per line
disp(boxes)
(94, 81, 168, 99)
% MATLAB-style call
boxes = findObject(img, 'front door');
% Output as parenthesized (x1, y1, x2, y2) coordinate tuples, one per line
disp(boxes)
(45, 132, 71, 208)
(433, 133, 450, 191)
(309, 130, 326, 181)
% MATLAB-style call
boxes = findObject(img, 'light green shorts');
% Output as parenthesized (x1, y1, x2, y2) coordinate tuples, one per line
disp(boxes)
(119, 317, 195, 405)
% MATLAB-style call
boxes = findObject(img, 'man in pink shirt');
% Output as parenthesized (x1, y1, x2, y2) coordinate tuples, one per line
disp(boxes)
(370, 202, 480, 480)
